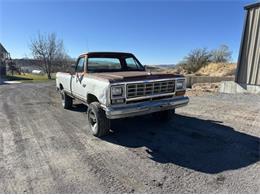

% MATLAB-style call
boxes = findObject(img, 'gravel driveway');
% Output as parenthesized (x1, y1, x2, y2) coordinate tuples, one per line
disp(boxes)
(0, 82, 259, 193)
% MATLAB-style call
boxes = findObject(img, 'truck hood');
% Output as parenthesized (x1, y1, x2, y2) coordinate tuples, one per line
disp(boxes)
(90, 71, 184, 83)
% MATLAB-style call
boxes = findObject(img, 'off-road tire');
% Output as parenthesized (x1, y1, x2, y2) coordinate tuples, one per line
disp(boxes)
(61, 90, 73, 109)
(87, 102, 110, 137)
(152, 109, 175, 121)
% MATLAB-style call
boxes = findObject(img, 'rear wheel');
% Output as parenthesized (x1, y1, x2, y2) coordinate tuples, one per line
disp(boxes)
(87, 102, 110, 137)
(152, 109, 175, 121)
(60, 90, 73, 109)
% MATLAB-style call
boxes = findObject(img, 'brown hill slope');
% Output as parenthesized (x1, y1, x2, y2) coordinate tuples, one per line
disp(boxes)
(153, 62, 237, 77)
(195, 63, 236, 77)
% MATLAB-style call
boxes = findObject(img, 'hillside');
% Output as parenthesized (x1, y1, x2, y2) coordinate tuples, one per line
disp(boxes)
(154, 62, 237, 77)
(195, 63, 236, 77)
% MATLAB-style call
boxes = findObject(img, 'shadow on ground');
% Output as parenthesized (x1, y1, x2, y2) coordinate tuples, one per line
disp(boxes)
(70, 103, 88, 113)
(5, 75, 33, 81)
(101, 114, 260, 174)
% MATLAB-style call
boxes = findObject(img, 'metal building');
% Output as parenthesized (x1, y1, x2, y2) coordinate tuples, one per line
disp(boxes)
(236, 2, 260, 86)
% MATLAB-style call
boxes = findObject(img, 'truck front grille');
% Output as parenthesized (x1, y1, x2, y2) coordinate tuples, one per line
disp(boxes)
(126, 80, 175, 99)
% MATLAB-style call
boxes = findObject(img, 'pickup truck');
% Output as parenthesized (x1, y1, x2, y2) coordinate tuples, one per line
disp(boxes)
(56, 52, 189, 137)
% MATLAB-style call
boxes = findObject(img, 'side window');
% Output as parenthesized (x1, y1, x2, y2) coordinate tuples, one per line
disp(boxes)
(76, 57, 85, 72)
(125, 57, 139, 69)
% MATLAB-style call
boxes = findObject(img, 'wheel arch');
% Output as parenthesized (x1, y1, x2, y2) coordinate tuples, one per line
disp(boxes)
(87, 93, 99, 104)
(59, 83, 64, 90)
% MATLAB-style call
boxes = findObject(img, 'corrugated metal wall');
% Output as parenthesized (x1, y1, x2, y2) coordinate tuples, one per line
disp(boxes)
(236, 3, 260, 85)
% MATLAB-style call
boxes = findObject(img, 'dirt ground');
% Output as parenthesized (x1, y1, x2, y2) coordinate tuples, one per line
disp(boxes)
(0, 82, 259, 193)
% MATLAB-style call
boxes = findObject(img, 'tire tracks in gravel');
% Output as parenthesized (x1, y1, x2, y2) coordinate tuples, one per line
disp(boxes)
(11, 84, 103, 193)
(1, 89, 34, 193)
(47, 108, 135, 193)
(49, 104, 150, 193)
(18, 84, 135, 193)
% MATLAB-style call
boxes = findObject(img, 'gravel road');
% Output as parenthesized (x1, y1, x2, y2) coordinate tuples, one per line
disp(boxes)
(0, 82, 259, 193)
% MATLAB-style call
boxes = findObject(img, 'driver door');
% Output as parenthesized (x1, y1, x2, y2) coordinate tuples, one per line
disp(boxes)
(71, 56, 86, 100)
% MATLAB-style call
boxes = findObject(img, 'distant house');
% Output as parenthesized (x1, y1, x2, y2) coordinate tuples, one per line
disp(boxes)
(32, 70, 43, 74)
(0, 43, 10, 77)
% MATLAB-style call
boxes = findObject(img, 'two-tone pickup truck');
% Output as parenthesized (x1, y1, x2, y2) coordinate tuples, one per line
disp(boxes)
(56, 52, 189, 137)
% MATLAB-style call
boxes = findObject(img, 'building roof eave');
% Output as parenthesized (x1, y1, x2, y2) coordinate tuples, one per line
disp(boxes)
(244, 2, 260, 10)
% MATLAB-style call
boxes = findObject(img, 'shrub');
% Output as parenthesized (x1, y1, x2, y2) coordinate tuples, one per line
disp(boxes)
(183, 48, 211, 73)
(210, 45, 232, 63)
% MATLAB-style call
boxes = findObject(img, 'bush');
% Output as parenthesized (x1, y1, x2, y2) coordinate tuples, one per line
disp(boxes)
(178, 45, 232, 74)
(183, 48, 211, 73)
(210, 45, 232, 63)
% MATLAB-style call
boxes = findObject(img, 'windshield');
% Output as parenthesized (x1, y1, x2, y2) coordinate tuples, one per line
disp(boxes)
(87, 56, 144, 72)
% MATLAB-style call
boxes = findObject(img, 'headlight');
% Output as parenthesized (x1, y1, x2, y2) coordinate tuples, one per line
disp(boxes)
(111, 85, 124, 98)
(176, 79, 185, 90)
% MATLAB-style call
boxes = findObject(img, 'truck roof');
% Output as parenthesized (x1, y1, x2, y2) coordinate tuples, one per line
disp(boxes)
(79, 52, 134, 57)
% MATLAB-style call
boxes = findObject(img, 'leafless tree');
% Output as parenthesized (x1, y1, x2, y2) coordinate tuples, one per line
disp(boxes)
(30, 32, 68, 79)
(52, 53, 75, 73)
(183, 48, 211, 73)
(210, 45, 232, 63)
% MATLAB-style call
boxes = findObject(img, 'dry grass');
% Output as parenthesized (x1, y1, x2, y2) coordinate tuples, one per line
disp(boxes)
(5, 73, 56, 82)
(195, 63, 236, 77)
(163, 66, 189, 75)
(159, 63, 236, 77)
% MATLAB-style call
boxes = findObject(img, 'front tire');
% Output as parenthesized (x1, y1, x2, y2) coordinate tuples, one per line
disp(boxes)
(87, 102, 110, 137)
(60, 90, 73, 109)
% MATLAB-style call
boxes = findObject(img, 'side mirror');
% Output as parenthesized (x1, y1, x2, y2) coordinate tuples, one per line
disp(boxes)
(143, 65, 147, 71)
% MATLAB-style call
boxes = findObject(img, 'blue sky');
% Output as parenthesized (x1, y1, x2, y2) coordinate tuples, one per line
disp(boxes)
(0, 0, 254, 64)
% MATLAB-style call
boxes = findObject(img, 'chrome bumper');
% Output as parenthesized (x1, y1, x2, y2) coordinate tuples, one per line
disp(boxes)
(103, 96, 189, 119)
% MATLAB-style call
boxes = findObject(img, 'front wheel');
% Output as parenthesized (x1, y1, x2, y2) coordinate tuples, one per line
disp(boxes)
(87, 102, 110, 137)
